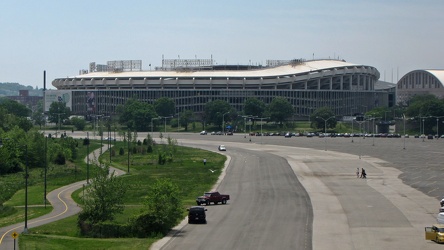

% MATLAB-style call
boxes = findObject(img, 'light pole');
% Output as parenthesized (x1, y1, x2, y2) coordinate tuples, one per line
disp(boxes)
(24, 144, 29, 233)
(86, 132, 90, 183)
(151, 117, 160, 136)
(177, 112, 180, 133)
(316, 116, 335, 151)
(403, 114, 406, 150)
(127, 128, 130, 173)
(369, 116, 381, 146)
(54, 112, 64, 137)
(256, 117, 269, 144)
(222, 112, 229, 135)
(244, 117, 247, 138)
(44, 135, 48, 208)
(351, 117, 355, 143)
(429, 116, 443, 139)
(422, 118, 425, 142)
(160, 116, 173, 133)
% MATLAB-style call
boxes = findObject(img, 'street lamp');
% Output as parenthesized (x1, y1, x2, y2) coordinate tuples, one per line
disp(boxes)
(86, 132, 90, 183)
(127, 128, 131, 173)
(222, 112, 230, 135)
(24, 144, 29, 233)
(160, 116, 173, 133)
(54, 112, 64, 137)
(177, 112, 180, 133)
(429, 116, 443, 139)
(316, 116, 336, 151)
(44, 135, 48, 208)
(402, 114, 406, 150)
(257, 117, 269, 144)
(151, 117, 160, 135)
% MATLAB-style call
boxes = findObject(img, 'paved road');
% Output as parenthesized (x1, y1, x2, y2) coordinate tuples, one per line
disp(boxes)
(1, 131, 443, 249)
(149, 133, 443, 250)
(0, 144, 125, 250)
(159, 143, 312, 250)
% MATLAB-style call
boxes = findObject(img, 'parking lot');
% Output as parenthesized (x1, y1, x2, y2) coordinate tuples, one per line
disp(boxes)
(192, 132, 444, 202)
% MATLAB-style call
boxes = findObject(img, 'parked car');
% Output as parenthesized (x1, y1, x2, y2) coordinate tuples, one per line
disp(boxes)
(227, 131, 233, 135)
(284, 132, 292, 138)
(425, 224, 444, 243)
(187, 206, 207, 224)
(200, 130, 207, 135)
(218, 145, 226, 151)
(438, 213, 444, 224)
(196, 191, 230, 206)
(427, 134, 434, 140)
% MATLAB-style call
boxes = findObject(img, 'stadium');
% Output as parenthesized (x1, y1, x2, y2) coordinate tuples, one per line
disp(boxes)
(46, 58, 390, 120)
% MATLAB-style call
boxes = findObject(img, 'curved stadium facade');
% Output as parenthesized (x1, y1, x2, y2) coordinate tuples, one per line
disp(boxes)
(48, 58, 386, 119)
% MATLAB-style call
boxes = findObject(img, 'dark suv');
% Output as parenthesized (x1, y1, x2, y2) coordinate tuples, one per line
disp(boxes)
(187, 206, 207, 224)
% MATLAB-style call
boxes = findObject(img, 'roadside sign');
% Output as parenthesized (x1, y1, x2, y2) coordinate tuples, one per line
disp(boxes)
(11, 231, 18, 239)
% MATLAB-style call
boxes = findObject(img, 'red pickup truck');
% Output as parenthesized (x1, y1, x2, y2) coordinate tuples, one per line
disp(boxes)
(196, 191, 230, 205)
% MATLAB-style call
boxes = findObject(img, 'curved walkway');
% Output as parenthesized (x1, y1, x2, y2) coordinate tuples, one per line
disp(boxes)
(0, 145, 125, 250)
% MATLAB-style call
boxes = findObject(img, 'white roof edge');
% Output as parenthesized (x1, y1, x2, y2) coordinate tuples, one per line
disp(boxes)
(59, 59, 376, 80)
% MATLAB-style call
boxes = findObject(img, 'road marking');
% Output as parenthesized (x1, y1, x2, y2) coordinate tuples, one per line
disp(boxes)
(0, 182, 82, 246)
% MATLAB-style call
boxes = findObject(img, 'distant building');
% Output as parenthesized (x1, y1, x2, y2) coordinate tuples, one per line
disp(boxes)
(396, 70, 444, 105)
(7, 90, 42, 110)
(47, 58, 390, 119)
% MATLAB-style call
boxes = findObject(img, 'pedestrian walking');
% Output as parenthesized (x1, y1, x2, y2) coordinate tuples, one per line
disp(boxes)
(356, 168, 359, 178)
(203, 158, 207, 166)
(360, 168, 366, 179)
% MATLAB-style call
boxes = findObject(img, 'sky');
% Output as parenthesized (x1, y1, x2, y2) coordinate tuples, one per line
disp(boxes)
(1, 0, 443, 89)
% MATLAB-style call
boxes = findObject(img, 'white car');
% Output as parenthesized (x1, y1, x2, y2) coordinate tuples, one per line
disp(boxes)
(218, 145, 226, 151)
(200, 131, 207, 135)
(438, 213, 444, 224)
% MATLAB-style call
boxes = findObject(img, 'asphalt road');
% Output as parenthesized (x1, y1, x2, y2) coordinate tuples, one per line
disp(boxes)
(1, 131, 443, 249)
(150, 132, 444, 250)
(159, 143, 312, 250)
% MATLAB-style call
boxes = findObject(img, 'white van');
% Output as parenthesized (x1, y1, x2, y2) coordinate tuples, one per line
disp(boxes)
(437, 213, 444, 223)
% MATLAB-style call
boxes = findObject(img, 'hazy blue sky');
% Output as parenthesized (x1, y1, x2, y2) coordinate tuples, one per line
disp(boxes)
(1, 0, 443, 89)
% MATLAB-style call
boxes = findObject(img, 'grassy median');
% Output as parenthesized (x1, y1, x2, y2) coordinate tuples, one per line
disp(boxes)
(18, 140, 226, 249)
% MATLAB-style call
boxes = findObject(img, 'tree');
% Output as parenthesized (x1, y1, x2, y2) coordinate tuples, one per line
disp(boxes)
(244, 97, 266, 118)
(32, 100, 45, 128)
(204, 100, 231, 128)
(71, 117, 86, 130)
(117, 99, 157, 131)
(310, 107, 337, 131)
(405, 94, 444, 134)
(266, 97, 294, 126)
(178, 109, 194, 131)
(0, 97, 31, 117)
(78, 166, 127, 225)
(48, 102, 71, 126)
(154, 97, 175, 117)
(131, 178, 183, 235)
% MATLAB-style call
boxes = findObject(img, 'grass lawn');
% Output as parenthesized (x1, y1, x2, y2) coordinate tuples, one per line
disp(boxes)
(0, 141, 101, 227)
(19, 140, 226, 249)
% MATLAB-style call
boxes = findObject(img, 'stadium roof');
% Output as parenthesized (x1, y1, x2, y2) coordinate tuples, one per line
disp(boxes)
(425, 70, 444, 86)
(66, 59, 375, 80)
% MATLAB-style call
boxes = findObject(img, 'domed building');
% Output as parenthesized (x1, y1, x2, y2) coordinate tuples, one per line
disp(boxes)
(397, 69, 444, 105)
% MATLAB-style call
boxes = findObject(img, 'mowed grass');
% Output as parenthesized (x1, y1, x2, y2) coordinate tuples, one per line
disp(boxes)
(0, 141, 102, 228)
(19, 234, 158, 250)
(19, 143, 226, 249)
